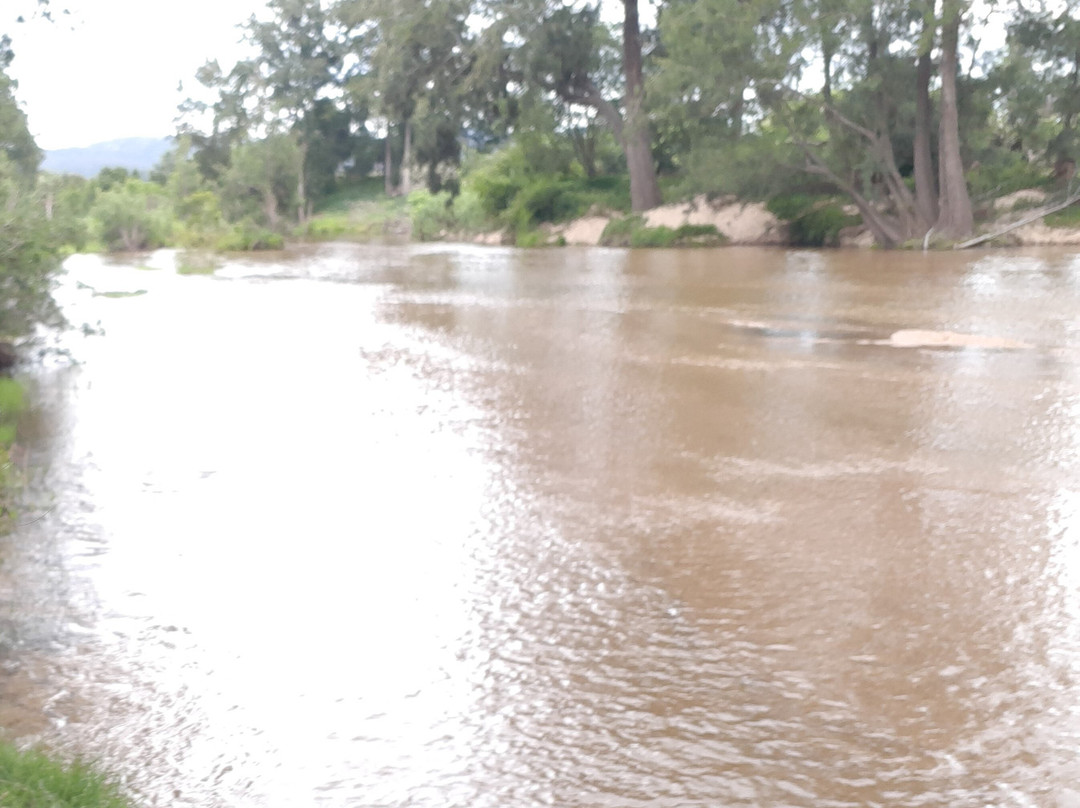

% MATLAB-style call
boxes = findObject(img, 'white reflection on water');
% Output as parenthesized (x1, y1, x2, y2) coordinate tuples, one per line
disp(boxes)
(37, 251, 506, 804)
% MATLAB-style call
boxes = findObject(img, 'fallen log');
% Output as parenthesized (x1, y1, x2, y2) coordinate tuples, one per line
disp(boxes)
(955, 192, 1080, 249)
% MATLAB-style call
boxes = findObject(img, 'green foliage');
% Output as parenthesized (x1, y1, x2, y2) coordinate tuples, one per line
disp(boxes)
(174, 190, 224, 248)
(506, 178, 588, 230)
(0, 158, 63, 336)
(766, 193, 815, 221)
(305, 211, 353, 239)
(214, 220, 285, 251)
(600, 215, 727, 248)
(630, 225, 678, 248)
(766, 194, 860, 246)
(668, 130, 801, 202)
(0, 69, 41, 182)
(0, 743, 134, 808)
(90, 180, 172, 251)
(600, 214, 646, 245)
(514, 228, 552, 248)
(0, 377, 24, 448)
(966, 154, 1051, 201)
(314, 177, 386, 213)
(1045, 202, 1080, 229)
(462, 136, 632, 236)
(408, 189, 456, 241)
(220, 135, 300, 228)
(407, 188, 490, 241)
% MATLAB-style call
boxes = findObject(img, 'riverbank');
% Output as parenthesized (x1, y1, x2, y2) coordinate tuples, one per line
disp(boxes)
(301, 185, 1080, 250)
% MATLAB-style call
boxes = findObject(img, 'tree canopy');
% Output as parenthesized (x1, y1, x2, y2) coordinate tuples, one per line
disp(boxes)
(161, 0, 1080, 246)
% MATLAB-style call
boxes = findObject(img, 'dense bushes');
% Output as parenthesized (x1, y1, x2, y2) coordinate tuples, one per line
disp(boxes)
(458, 141, 633, 242)
(766, 194, 861, 247)
(0, 156, 64, 336)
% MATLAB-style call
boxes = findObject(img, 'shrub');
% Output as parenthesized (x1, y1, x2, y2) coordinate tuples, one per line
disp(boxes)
(600, 216, 727, 248)
(408, 190, 456, 241)
(1045, 201, 1080, 229)
(967, 153, 1051, 201)
(215, 220, 284, 251)
(631, 225, 678, 248)
(0, 156, 64, 335)
(506, 178, 588, 231)
(599, 214, 646, 246)
(90, 180, 173, 251)
(766, 194, 860, 246)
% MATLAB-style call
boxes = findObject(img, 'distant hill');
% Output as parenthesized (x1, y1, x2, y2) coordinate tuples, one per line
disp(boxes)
(42, 137, 174, 178)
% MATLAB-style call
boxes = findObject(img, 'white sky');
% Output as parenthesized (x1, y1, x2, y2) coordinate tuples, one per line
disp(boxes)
(7, 0, 259, 149)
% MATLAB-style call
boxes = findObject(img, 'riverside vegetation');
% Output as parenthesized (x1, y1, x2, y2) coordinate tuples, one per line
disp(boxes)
(11, 0, 1080, 254)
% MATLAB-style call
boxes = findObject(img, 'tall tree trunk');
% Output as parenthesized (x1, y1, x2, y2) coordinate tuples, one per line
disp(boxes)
(384, 132, 396, 197)
(622, 0, 661, 212)
(401, 119, 413, 196)
(914, 48, 938, 225)
(731, 84, 745, 138)
(822, 48, 834, 105)
(263, 186, 280, 228)
(297, 139, 309, 225)
(934, 0, 974, 239)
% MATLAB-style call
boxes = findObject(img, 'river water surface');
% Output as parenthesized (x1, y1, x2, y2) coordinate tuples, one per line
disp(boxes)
(4, 243, 1080, 807)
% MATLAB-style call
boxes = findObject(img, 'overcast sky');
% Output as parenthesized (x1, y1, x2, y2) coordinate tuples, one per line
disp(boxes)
(8, 0, 259, 150)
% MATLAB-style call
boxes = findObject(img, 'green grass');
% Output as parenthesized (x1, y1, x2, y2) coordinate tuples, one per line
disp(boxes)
(304, 195, 410, 241)
(599, 215, 727, 248)
(1045, 201, 1080, 228)
(314, 177, 387, 214)
(0, 744, 133, 808)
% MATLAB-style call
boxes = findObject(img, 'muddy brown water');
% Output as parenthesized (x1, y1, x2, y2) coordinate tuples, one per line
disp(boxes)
(4, 243, 1080, 807)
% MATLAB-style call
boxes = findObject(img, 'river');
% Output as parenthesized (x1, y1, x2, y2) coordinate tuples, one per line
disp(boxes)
(3, 242, 1080, 807)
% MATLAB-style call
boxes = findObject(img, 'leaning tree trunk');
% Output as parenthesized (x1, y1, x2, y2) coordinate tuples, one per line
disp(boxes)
(622, 0, 662, 212)
(934, 0, 974, 240)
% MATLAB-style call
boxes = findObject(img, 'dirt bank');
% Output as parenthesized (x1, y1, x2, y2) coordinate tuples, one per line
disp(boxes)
(553, 196, 787, 247)
(471, 188, 1080, 248)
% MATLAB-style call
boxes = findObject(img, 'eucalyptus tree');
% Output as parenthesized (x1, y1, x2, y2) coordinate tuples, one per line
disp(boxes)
(1004, 3, 1080, 177)
(484, 0, 662, 210)
(654, 0, 795, 143)
(243, 0, 349, 220)
(186, 0, 356, 222)
(749, 0, 979, 245)
(337, 0, 473, 195)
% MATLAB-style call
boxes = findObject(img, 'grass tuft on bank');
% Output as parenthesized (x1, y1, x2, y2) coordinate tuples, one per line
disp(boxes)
(0, 744, 134, 808)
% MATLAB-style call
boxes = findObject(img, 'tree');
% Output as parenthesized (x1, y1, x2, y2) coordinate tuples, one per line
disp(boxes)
(0, 61, 60, 335)
(244, 0, 347, 220)
(752, 0, 984, 245)
(185, 0, 359, 223)
(339, 0, 473, 195)
(933, 0, 973, 239)
(509, 0, 662, 210)
(1004, 3, 1080, 178)
(90, 180, 172, 251)
(220, 135, 301, 228)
